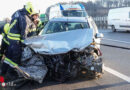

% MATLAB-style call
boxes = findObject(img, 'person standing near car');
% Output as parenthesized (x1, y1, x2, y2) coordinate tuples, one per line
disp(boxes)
(4, 2, 36, 78)
(0, 23, 10, 60)
(27, 11, 39, 37)
(0, 23, 10, 76)
(27, 11, 44, 37)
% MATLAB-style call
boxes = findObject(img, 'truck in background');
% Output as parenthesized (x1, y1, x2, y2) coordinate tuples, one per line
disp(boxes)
(108, 7, 130, 32)
(48, 4, 88, 20)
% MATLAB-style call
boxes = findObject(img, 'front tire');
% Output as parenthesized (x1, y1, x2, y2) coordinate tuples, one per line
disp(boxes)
(112, 25, 116, 32)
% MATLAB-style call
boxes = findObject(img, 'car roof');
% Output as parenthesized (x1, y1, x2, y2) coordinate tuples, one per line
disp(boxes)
(50, 17, 88, 22)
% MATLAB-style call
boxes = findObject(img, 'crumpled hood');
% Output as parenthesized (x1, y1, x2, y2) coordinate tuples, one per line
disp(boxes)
(24, 29, 93, 55)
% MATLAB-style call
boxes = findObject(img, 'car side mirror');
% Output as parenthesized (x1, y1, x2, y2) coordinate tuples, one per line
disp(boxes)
(96, 33, 104, 38)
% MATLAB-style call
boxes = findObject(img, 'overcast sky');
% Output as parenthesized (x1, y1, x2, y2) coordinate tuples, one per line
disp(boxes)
(0, 0, 96, 20)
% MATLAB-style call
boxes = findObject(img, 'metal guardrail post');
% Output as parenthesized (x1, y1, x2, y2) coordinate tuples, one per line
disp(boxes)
(93, 16, 108, 29)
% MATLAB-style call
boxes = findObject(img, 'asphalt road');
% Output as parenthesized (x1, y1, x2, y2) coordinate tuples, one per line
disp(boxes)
(4, 29, 130, 90)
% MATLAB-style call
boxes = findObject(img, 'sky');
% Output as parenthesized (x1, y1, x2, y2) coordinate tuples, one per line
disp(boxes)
(0, 0, 95, 20)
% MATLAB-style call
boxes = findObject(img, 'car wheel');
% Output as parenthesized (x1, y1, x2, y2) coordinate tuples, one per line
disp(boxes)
(112, 25, 116, 32)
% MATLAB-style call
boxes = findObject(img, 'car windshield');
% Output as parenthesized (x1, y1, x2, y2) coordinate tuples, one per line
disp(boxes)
(62, 10, 87, 17)
(41, 21, 89, 34)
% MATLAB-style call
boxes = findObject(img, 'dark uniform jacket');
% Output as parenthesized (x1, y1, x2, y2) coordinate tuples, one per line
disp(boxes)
(8, 8, 34, 41)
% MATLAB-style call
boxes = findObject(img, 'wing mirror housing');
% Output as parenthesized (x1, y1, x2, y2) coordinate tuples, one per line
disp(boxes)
(96, 33, 104, 38)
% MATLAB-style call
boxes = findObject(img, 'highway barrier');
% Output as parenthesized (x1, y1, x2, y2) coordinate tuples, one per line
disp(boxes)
(93, 16, 108, 29)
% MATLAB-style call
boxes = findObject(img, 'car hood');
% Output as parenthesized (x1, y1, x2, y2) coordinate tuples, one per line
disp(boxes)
(24, 29, 93, 55)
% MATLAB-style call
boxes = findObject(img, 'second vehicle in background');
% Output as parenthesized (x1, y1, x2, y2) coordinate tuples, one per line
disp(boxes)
(108, 7, 130, 32)
(48, 3, 87, 20)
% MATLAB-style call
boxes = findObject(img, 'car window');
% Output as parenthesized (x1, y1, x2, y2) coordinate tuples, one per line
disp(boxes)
(42, 21, 90, 34)
(62, 10, 87, 17)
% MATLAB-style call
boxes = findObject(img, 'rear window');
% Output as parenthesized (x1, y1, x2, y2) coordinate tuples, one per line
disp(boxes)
(62, 10, 87, 17)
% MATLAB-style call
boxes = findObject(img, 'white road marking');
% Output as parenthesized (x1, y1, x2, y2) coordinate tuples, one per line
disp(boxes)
(104, 66, 130, 83)
(103, 38, 130, 44)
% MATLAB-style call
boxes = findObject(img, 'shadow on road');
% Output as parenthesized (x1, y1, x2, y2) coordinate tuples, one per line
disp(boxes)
(112, 31, 130, 34)
(18, 78, 130, 90)
(76, 82, 129, 90)
(19, 77, 96, 90)
(99, 29, 130, 34)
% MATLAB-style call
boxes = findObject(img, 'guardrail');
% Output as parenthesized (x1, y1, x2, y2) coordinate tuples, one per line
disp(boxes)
(93, 16, 108, 29)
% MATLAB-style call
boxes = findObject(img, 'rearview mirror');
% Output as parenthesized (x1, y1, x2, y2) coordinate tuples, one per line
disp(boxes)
(96, 33, 104, 38)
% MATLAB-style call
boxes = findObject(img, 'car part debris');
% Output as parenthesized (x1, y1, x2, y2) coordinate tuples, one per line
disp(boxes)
(20, 47, 48, 83)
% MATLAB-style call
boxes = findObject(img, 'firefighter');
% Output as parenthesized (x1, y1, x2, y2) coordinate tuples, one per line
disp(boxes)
(0, 23, 10, 75)
(27, 11, 44, 37)
(4, 2, 35, 78)
(0, 23, 10, 60)
(27, 11, 39, 37)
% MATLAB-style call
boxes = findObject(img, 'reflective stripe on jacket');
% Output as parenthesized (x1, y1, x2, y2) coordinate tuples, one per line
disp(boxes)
(8, 8, 33, 41)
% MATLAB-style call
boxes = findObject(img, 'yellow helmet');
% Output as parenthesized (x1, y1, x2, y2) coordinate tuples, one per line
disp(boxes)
(4, 23, 10, 34)
(25, 2, 34, 15)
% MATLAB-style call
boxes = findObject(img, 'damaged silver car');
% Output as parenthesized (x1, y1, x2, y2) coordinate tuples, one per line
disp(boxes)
(17, 17, 104, 83)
